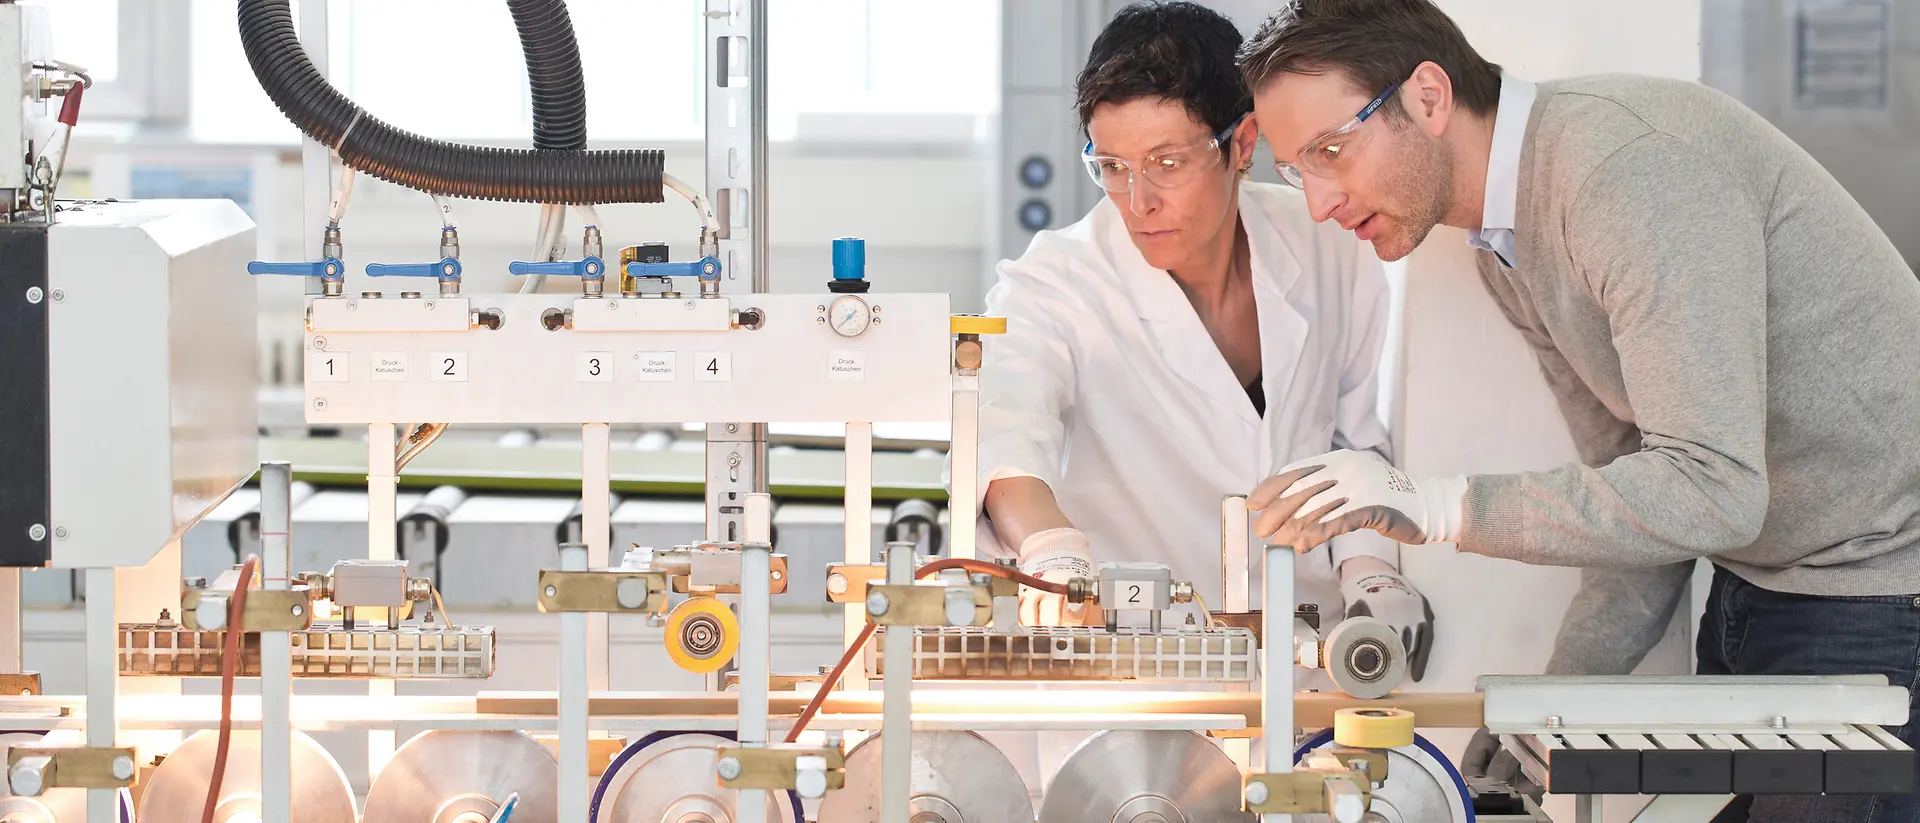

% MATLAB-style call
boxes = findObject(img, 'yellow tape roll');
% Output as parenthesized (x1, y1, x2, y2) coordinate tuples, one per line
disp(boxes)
(1332, 707, 1416, 750)
(663, 596, 739, 674)
(950, 314, 1007, 335)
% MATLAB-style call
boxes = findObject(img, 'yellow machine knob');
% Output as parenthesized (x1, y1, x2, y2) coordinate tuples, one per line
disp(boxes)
(1331, 707, 1416, 749)
(663, 596, 740, 674)
(950, 314, 1007, 335)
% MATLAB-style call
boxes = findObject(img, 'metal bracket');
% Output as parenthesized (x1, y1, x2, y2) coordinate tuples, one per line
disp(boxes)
(1241, 765, 1370, 816)
(179, 587, 314, 632)
(0, 672, 42, 696)
(654, 546, 789, 595)
(6, 746, 137, 792)
(716, 745, 845, 794)
(866, 583, 989, 628)
(536, 570, 669, 614)
(825, 563, 887, 603)
(725, 671, 827, 691)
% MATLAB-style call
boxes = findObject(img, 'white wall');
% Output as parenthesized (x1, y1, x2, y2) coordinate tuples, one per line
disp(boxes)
(1392, 3, 1702, 819)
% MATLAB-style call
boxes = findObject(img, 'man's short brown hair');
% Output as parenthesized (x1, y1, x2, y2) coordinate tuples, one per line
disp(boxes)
(1237, 0, 1503, 118)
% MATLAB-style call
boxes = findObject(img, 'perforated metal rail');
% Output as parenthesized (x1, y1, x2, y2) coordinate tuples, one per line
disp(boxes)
(870, 626, 1257, 682)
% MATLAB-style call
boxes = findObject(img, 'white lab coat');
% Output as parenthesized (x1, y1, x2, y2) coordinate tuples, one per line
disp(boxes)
(975, 182, 1398, 618)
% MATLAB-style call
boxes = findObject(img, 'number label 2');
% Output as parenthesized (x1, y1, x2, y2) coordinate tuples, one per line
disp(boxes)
(693, 351, 732, 382)
(308, 351, 348, 383)
(1126, 584, 1142, 604)
(429, 352, 468, 383)
(576, 351, 615, 383)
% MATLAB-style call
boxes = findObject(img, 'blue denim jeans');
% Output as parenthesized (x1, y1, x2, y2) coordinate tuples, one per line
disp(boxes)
(1700, 564, 1920, 823)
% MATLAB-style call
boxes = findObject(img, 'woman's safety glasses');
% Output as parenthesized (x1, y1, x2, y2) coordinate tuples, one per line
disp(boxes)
(1081, 116, 1244, 194)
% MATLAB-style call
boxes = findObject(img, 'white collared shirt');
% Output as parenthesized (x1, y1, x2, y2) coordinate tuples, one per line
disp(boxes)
(1467, 74, 1537, 268)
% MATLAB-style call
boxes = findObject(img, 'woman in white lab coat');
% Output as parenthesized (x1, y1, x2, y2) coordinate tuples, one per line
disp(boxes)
(977, 2, 1434, 669)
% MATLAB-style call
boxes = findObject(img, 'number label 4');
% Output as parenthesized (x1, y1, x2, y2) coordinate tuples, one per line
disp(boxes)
(693, 351, 732, 382)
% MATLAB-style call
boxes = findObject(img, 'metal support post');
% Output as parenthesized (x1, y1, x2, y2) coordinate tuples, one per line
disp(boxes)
(948, 379, 980, 561)
(880, 541, 914, 823)
(1629, 795, 1734, 822)
(260, 462, 294, 823)
(1222, 496, 1250, 613)
(365, 423, 396, 779)
(704, 0, 769, 548)
(298, 0, 330, 292)
(557, 542, 589, 823)
(735, 493, 774, 822)
(0, 567, 17, 672)
(82, 567, 114, 823)
(582, 423, 611, 691)
(1261, 541, 1294, 823)
(844, 423, 873, 690)
(1575, 795, 1602, 823)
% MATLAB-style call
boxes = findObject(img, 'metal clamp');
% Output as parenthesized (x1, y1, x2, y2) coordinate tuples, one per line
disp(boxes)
(536, 569, 669, 613)
(866, 583, 990, 628)
(716, 745, 845, 798)
(825, 563, 888, 603)
(6, 746, 138, 793)
(651, 546, 790, 595)
(179, 587, 313, 632)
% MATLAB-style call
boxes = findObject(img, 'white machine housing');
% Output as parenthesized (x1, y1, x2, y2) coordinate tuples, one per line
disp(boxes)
(46, 199, 259, 568)
(0, 3, 52, 192)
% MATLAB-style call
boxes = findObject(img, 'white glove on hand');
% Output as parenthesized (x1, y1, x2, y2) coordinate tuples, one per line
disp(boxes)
(1248, 450, 1467, 553)
(1340, 566, 1436, 682)
(1017, 527, 1094, 627)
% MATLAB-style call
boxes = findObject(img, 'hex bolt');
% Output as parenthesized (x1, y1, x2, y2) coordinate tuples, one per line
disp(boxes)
(1771, 716, 1788, 729)
(25, 287, 42, 304)
(1545, 715, 1563, 729)
(826, 574, 848, 596)
(1243, 781, 1269, 806)
(26, 524, 44, 541)
(615, 577, 649, 610)
(716, 756, 743, 781)
(110, 755, 134, 781)
(194, 595, 228, 632)
(544, 585, 558, 598)
(10, 755, 48, 796)
(865, 591, 891, 618)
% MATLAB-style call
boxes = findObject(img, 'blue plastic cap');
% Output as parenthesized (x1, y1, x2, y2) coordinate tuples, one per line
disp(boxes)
(832, 237, 866, 281)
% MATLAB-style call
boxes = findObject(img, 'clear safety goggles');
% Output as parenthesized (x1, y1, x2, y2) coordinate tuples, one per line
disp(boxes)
(1273, 81, 1403, 188)
(1081, 115, 1245, 194)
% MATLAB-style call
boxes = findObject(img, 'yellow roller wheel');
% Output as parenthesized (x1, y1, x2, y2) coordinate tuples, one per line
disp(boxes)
(1332, 707, 1416, 750)
(950, 314, 1007, 335)
(664, 596, 739, 674)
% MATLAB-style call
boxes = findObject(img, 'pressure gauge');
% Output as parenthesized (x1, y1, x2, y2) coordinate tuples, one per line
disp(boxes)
(828, 294, 873, 337)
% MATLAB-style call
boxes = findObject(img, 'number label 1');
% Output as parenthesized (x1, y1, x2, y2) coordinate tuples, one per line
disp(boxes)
(576, 351, 615, 383)
(430, 352, 469, 383)
(693, 351, 732, 382)
(308, 350, 348, 383)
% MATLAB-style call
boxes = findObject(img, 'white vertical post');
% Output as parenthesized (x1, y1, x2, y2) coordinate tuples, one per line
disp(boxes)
(259, 462, 294, 823)
(736, 493, 773, 822)
(1222, 496, 1250, 614)
(83, 567, 115, 823)
(557, 543, 589, 823)
(1576, 795, 1602, 823)
(0, 568, 18, 673)
(948, 378, 980, 560)
(298, 0, 330, 290)
(582, 423, 611, 691)
(844, 423, 873, 691)
(1261, 543, 1294, 823)
(365, 423, 396, 780)
(880, 542, 914, 823)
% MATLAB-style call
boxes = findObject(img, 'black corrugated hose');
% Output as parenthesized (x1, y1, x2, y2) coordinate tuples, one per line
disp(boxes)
(507, 0, 588, 152)
(236, 0, 662, 204)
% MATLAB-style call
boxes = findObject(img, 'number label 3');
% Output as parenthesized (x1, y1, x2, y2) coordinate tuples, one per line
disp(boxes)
(430, 352, 468, 383)
(576, 351, 615, 383)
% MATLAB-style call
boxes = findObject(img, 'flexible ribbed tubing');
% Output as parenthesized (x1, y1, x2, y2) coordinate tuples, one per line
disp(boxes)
(508, 0, 588, 152)
(237, 0, 661, 204)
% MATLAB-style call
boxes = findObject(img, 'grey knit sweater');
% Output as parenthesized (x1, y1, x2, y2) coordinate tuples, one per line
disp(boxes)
(1454, 76, 1920, 671)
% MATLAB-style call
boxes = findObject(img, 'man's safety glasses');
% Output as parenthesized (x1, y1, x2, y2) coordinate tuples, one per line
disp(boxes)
(1274, 82, 1402, 188)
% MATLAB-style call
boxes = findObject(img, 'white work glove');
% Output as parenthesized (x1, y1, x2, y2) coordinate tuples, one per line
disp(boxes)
(1339, 565, 1436, 682)
(1248, 450, 1467, 552)
(1016, 527, 1095, 627)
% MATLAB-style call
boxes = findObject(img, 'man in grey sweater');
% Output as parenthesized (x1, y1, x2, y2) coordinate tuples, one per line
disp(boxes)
(1235, 1, 1920, 821)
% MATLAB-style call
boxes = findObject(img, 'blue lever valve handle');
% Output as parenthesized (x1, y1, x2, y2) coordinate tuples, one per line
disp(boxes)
(622, 256, 722, 281)
(366, 257, 462, 281)
(508, 257, 605, 279)
(248, 258, 345, 281)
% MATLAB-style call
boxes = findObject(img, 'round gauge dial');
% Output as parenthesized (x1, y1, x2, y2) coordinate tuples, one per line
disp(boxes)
(828, 294, 873, 337)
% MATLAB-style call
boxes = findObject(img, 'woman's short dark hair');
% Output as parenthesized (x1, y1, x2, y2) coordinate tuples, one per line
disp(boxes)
(1237, 0, 1503, 118)
(1074, 1, 1253, 147)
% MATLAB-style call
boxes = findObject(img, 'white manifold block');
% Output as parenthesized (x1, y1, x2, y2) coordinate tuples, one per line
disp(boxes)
(302, 292, 954, 425)
(47, 199, 259, 568)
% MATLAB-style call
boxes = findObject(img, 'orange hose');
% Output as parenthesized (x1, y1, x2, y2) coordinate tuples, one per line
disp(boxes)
(783, 558, 1068, 743)
(201, 554, 260, 823)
